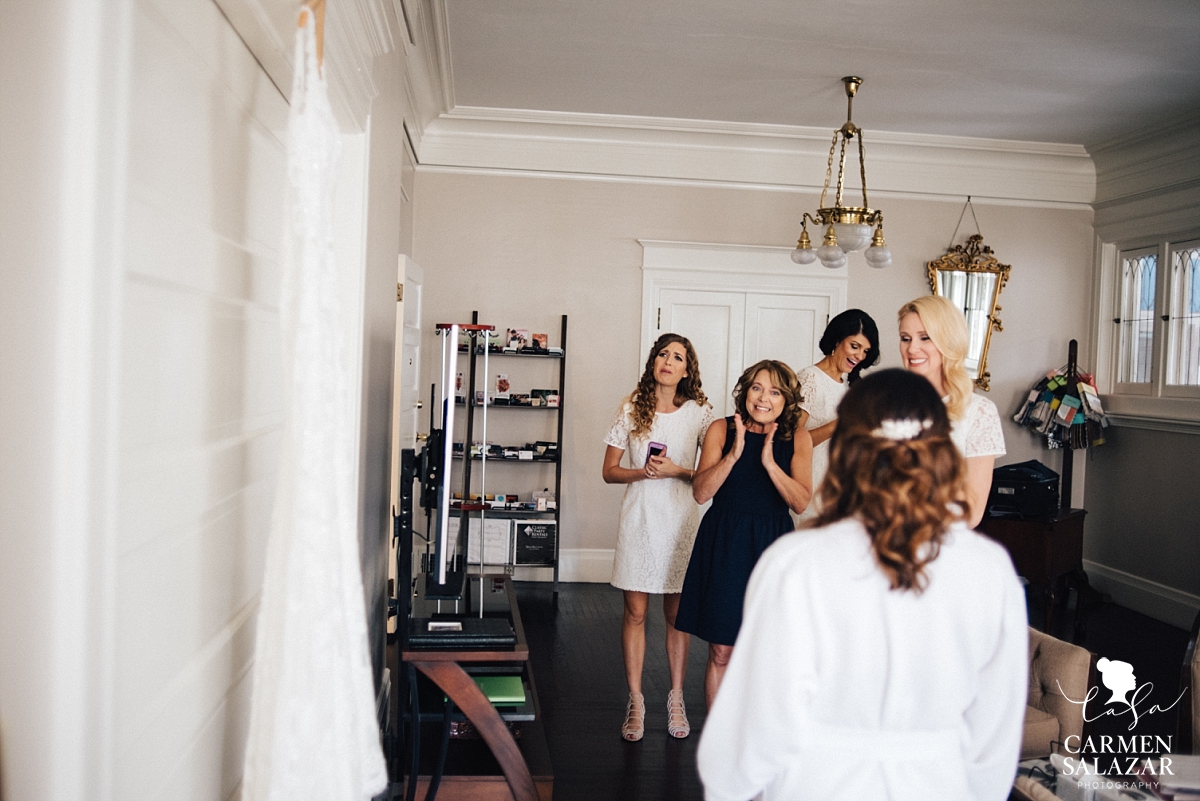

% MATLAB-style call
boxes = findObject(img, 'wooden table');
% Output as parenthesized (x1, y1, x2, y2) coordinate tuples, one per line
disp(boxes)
(401, 575, 551, 801)
(979, 508, 1088, 638)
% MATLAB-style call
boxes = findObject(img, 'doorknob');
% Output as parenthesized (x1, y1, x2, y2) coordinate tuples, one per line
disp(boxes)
(416, 433, 428, 442)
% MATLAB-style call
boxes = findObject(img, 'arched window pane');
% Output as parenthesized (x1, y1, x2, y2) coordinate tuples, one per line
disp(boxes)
(1166, 244, 1200, 386)
(1117, 252, 1156, 384)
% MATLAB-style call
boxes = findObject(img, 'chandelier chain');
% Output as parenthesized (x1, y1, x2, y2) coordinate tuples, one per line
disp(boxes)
(858, 132, 869, 209)
(834, 136, 849, 209)
(818, 131, 838, 210)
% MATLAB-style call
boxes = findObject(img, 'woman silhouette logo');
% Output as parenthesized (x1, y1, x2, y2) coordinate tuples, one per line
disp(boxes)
(1096, 657, 1136, 708)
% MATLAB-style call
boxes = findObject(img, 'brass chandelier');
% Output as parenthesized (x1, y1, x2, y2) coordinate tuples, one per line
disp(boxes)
(790, 76, 891, 269)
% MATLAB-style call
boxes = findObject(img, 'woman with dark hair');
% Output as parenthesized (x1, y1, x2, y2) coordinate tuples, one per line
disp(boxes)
(795, 309, 880, 524)
(697, 369, 1026, 801)
(603, 333, 713, 741)
(675, 360, 813, 708)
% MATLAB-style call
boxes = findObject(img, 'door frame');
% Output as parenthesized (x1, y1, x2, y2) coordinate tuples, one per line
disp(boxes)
(639, 240, 849, 366)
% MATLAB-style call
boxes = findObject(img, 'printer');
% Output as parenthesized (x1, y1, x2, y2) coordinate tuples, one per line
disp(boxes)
(985, 460, 1060, 519)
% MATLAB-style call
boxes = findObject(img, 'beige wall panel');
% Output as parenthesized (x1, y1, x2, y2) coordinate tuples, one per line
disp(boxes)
(413, 170, 1095, 562)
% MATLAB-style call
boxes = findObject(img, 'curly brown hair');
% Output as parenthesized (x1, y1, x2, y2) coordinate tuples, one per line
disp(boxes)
(628, 333, 708, 439)
(814, 369, 967, 592)
(731, 360, 803, 441)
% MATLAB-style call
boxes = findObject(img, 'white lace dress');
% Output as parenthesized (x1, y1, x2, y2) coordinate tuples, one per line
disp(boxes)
(605, 400, 714, 593)
(796, 365, 848, 523)
(951, 393, 1007, 459)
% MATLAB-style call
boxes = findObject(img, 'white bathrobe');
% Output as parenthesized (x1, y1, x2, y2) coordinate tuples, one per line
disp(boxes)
(698, 518, 1027, 801)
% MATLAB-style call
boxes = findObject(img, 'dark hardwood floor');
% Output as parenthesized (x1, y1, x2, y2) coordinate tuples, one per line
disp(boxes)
(514, 581, 1192, 801)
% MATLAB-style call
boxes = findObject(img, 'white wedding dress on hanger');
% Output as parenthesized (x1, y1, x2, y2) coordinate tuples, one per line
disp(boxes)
(242, 11, 387, 801)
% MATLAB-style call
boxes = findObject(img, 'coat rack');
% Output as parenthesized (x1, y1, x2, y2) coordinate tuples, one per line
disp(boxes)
(1012, 338, 1110, 511)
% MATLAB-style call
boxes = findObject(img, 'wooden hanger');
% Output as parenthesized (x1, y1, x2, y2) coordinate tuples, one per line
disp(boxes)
(298, 0, 325, 68)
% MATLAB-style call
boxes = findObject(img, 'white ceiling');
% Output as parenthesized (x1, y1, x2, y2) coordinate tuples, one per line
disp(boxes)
(441, 0, 1200, 146)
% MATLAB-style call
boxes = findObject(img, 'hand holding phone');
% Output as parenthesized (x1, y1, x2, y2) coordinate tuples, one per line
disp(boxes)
(646, 441, 667, 463)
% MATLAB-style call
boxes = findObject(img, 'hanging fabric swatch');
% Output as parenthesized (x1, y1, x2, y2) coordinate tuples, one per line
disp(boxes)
(1013, 366, 1108, 450)
(242, 8, 388, 801)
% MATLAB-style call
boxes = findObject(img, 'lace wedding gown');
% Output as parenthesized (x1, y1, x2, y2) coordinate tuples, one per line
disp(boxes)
(242, 13, 387, 801)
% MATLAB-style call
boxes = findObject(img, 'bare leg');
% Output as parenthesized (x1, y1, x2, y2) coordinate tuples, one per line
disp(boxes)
(705, 643, 734, 710)
(662, 593, 689, 692)
(622, 591, 649, 695)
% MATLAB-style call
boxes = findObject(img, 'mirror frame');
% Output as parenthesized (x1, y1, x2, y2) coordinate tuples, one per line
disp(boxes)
(926, 234, 1012, 391)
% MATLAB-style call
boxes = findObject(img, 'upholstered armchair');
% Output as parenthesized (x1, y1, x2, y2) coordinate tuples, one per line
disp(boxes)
(1023, 627, 1094, 759)
(1180, 610, 1199, 754)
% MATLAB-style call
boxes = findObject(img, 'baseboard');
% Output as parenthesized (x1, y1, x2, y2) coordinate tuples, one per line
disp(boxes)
(511, 549, 614, 584)
(1083, 559, 1200, 631)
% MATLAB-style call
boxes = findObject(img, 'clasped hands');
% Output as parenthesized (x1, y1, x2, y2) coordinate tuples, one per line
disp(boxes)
(643, 453, 687, 480)
(727, 412, 779, 469)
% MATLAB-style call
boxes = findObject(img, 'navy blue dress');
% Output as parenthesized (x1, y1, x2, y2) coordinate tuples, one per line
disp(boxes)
(675, 418, 795, 646)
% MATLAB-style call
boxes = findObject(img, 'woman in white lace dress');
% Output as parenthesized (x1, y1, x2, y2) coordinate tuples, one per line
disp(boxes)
(603, 333, 713, 741)
(898, 295, 1006, 527)
(795, 309, 879, 524)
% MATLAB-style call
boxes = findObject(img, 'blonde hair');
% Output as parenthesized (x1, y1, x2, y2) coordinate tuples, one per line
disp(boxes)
(897, 295, 974, 420)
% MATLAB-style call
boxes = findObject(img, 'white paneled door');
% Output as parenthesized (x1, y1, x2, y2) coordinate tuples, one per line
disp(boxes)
(744, 293, 827, 370)
(657, 288, 746, 417)
(656, 288, 829, 417)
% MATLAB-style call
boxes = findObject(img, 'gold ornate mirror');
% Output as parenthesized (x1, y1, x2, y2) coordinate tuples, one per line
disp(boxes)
(926, 234, 1011, 391)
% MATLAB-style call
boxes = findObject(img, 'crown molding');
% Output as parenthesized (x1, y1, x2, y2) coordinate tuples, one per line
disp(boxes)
(416, 106, 1096, 205)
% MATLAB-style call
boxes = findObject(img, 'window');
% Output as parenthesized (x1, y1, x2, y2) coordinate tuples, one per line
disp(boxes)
(1110, 238, 1200, 402)
(1166, 242, 1200, 387)
(1115, 249, 1156, 386)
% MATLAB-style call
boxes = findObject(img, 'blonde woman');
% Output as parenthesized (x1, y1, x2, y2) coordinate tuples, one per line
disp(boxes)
(898, 295, 1005, 527)
(603, 333, 713, 741)
(675, 360, 812, 708)
(698, 369, 1026, 801)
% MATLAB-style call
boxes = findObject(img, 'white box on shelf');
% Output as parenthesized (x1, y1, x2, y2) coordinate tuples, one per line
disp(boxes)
(447, 517, 513, 565)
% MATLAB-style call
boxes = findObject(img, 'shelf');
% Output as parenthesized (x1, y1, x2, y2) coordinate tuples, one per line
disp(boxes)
(458, 347, 564, 359)
(451, 455, 558, 463)
(455, 400, 561, 411)
(450, 508, 556, 518)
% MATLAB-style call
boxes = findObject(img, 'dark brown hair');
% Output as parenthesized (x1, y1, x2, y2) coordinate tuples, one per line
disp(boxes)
(814, 369, 966, 592)
(628, 333, 707, 439)
(731, 360, 803, 441)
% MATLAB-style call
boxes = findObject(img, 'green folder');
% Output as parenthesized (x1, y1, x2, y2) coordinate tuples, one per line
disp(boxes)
(473, 675, 526, 706)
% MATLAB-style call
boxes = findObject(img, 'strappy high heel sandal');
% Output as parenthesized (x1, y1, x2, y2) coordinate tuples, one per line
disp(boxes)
(667, 688, 690, 739)
(621, 692, 645, 742)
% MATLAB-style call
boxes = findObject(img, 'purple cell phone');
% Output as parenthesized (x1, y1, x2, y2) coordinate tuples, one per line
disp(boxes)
(646, 442, 666, 464)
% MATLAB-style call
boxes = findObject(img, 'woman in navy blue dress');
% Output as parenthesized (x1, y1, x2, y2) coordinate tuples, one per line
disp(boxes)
(676, 359, 813, 708)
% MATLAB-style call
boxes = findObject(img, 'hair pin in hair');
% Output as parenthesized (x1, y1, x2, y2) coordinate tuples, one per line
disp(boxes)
(871, 418, 933, 441)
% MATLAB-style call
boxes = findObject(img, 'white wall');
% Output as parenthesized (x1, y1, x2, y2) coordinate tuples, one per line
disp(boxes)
(412, 170, 1095, 578)
(0, 0, 408, 797)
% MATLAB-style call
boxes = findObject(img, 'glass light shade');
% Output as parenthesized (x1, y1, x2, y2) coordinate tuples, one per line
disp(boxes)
(791, 246, 817, 265)
(864, 245, 892, 269)
(820, 250, 847, 270)
(817, 243, 843, 264)
(832, 222, 873, 252)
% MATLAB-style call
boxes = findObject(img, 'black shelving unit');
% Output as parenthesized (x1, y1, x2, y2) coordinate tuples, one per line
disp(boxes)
(454, 313, 567, 598)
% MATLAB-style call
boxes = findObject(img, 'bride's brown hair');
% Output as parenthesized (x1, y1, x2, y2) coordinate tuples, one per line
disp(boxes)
(814, 369, 966, 592)
(628, 333, 707, 439)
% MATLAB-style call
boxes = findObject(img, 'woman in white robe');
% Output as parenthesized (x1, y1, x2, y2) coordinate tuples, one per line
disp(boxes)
(697, 369, 1027, 801)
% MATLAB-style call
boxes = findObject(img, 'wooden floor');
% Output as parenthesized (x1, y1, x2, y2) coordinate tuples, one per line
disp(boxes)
(513, 581, 1192, 801)
(516, 582, 710, 801)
